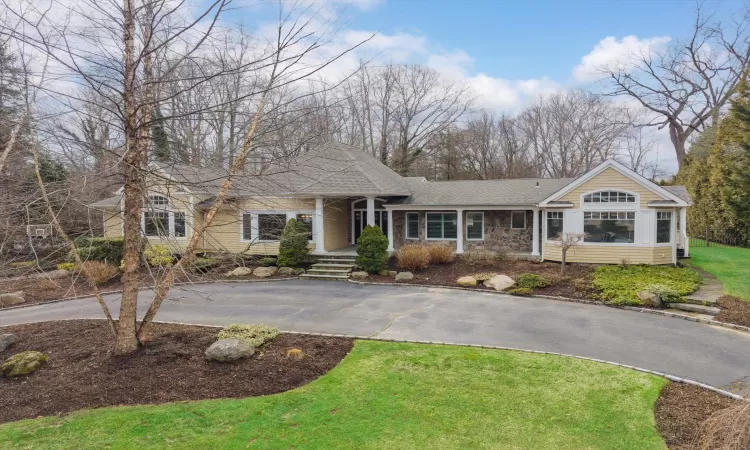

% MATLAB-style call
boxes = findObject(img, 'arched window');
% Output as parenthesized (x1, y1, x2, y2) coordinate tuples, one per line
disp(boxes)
(583, 191, 635, 204)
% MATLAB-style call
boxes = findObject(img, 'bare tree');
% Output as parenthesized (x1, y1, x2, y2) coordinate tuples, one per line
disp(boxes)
(604, 5, 750, 167)
(559, 232, 585, 275)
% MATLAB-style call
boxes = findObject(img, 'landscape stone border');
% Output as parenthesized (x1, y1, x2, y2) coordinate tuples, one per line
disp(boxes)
(145, 319, 744, 401)
(347, 279, 750, 335)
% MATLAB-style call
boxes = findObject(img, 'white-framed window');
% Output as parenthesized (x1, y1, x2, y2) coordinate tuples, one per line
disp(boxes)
(510, 211, 526, 229)
(466, 212, 484, 240)
(426, 212, 458, 240)
(583, 211, 635, 243)
(405, 212, 419, 240)
(546, 211, 563, 241)
(583, 191, 636, 203)
(656, 211, 672, 244)
(241, 211, 315, 242)
(141, 195, 187, 238)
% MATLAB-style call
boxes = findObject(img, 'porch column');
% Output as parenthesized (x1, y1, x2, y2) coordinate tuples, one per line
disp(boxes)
(315, 197, 325, 253)
(531, 208, 540, 256)
(386, 209, 394, 252)
(671, 207, 678, 264)
(680, 207, 689, 257)
(366, 196, 376, 226)
(456, 209, 464, 254)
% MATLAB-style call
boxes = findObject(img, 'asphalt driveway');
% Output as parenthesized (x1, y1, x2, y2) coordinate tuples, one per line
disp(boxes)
(1, 280, 748, 391)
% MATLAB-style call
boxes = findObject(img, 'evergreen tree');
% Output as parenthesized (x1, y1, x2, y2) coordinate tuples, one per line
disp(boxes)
(151, 105, 170, 161)
(723, 75, 750, 242)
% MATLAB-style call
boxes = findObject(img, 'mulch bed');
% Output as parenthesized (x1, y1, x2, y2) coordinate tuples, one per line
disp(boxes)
(0, 320, 353, 424)
(0, 263, 301, 308)
(367, 258, 598, 299)
(654, 382, 739, 450)
(715, 295, 750, 328)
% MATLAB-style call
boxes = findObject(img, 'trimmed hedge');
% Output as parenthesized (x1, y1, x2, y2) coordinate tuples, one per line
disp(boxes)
(73, 237, 126, 265)
(515, 273, 551, 289)
(356, 225, 389, 273)
(277, 218, 310, 267)
(593, 265, 702, 306)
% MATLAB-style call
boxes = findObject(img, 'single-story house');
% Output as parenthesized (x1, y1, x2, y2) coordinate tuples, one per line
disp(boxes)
(89, 142, 692, 265)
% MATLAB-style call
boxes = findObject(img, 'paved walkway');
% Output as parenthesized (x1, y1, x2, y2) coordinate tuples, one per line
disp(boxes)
(1, 280, 748, 393)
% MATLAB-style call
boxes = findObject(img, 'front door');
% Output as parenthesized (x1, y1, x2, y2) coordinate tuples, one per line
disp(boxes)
(353, 210, 388, 243)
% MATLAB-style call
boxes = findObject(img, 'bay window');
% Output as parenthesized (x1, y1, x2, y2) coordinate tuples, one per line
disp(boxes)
(546, 211, 563, 241)
(656, 211, 672, 244)
(466, 212, 484, 240)
(426, 212, 457, 240)
(583, 211, 635, 243)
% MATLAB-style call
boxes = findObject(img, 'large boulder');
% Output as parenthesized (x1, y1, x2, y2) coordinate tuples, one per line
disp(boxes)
(484, 275, 516, 291)
(395, 272, 414, 281)
(351, 271, 369, 279)
(0, 334, 15, 352)
(637, 290, 662, 307)
(277, 267, 294, 275)
(457, 276, 478, 287)
(0, 292, 25, 307)
(205, 339, 255, 362)
(292, 268, 306, 275)
(253, 266, 278, 278)
(225, 267, 253, 277)
(2, 351, 48, 377)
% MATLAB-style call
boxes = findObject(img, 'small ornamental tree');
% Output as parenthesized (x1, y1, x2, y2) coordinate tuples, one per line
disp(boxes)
(559, 232, 585, 275)
(277, 218, 310, 267)
(356, 225, 389, 273)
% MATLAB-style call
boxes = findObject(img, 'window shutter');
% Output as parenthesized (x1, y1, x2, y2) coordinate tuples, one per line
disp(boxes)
(242, 214, 253, 240)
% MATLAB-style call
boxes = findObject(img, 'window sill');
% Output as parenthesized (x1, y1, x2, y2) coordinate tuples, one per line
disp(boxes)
(425, 238, 457, 241)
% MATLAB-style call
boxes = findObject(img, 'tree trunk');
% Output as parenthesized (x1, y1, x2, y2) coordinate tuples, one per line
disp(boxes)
(669, 123, 687, 168)
(560, 249, 567, 275)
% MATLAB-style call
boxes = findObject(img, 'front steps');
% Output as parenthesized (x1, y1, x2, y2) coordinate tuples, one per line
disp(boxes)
(300, 256, 357, 281)
(665, 267, 723, 317)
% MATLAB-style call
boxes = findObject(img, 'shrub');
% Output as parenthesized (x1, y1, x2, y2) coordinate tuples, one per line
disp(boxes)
(473, 272, 497, 281)
(286, 348, 304, 359)
(80, 261, 119, 285)
(462, 248, 497, 266)
(507, 287, 533, 296)
(144, 245, 173, 266)
(74, 237, 126, 264)
(426, 244, 455, 264)
(217, 324, 280, 347)
(593, 265, 702, 305)
(259, 257, 277, 267)
(395, 244, 431, 271)
(646, 284, 684, 303)
(515, 273, 551, 289)
(277, 218, 310, 267)
(356, 225, 389, 273)
(188, 257, 219, 273)
(57, 262, 77, 272)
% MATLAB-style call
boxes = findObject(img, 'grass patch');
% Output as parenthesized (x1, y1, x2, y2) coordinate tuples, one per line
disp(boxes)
(593, 265, 702, 305)
(0, 341, 667, 449)
(689, 245, 750, 300)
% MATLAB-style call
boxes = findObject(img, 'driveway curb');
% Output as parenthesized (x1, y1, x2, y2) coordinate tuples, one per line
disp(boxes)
(347, 279, 750, 335)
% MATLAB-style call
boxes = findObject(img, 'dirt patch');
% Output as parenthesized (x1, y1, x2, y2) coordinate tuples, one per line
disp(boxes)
(0, 262, 303, 308)
(716, 295, 750, 328)
(0, 320, 352, 424)
(368, 258, 598, 299)
(655, 382, 739, 450)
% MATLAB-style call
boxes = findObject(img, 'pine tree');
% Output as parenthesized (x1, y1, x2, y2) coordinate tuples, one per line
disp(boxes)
(151, 105, 170, 161)
(723, 75, 750, 243)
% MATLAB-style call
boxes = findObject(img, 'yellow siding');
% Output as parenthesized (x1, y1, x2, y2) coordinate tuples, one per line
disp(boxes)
(559, 168, 667, 209)
(324, 199, 350, 251)
(103, 210, 122, 238)
(543, 243, 673, 264)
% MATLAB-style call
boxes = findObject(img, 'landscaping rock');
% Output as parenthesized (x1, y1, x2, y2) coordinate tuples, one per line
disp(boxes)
(277, 267, 294, 275)
(2, 351, 48, 377)
(225, 267, 253, 277)
(638, 290, 662, 307)
(0, 292, 25, 307)
(0, 334, 15, 352)
(484, 274, 516, 291)
(351, 271, 369, 279)
(253, 266, 278, 278)
(204, 339, 255, 362)
(457, 276, 478, 287)
(388, 270, 397, 277)
(395, 272, 414, 281)
(378, 269, 390, 276)
(292, 268, 306, 275)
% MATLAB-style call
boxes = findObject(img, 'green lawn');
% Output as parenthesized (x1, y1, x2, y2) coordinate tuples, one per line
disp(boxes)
(689, 245, 750, 299)
(0, 341, 668, 450)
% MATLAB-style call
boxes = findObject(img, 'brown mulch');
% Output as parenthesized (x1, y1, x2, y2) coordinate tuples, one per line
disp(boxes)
(368, 258, 598, 299)
(716, 295, 750, 328)
(0, 264, 301, 308)
(0, 320, 353, 424)
(655, 383, 739, 450)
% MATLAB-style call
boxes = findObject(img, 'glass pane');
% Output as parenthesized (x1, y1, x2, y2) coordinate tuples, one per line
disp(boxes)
(657, 217, 671, 243)
(593, 192, 600, 202)
(144, 211, 169, 237)
(443, 213, 457, 239)
(466, 213, 483, 239)
(296, 214, 314, 241)
(258, 214, 286, 241)
(174, 212, 186, 237)
(584, 215, 635, 243)
(547, 218, 563, 240)
(511, 212, 525, 229)
(426, 214, 442, 239)
(407, 214, 419, 239)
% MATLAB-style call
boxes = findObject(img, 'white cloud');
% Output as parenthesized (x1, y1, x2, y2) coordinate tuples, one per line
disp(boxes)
(573, 35, 671, 82)
(330, 0, 385, 10)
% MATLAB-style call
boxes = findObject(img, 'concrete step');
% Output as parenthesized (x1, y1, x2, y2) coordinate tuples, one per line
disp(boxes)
(307, 268, 352, 275)
(300, 273, 350, 280)
(316, 258, 356, 264)
(311, 263, 356, 269)
(668, 303, 721, 315)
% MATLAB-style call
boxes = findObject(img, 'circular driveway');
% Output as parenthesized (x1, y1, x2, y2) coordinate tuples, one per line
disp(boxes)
(1, 280, 748, 391)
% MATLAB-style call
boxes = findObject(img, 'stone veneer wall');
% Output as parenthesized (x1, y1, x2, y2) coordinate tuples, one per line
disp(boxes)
(391, 210, 533, 253)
